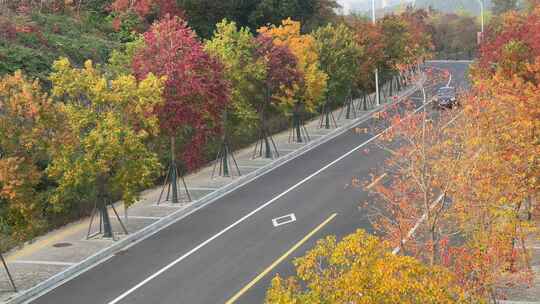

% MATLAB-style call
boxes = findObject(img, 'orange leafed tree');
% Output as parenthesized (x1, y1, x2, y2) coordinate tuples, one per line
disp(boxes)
(0, 71, 61, 241)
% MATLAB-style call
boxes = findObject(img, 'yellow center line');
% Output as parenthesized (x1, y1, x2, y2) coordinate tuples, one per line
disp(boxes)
(365, 173, 387, 190)
(225, 213, 338, 304)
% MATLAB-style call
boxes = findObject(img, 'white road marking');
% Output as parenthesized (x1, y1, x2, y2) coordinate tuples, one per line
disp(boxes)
(186, 186, 219, 191)
(446, 72, 453, 87)
(272, 214, 296, 227)
(392, 194, 445, 255)
(12, 260, 76, 266)
(497, 301, 540, 304)
(126, 216, 162, 220)
(153, 203, 186, 208)
(237, 165, 262, 170)
(427, 60, 473, 63)
(107, 92, 434, 304)
(392, 84, 463, 255)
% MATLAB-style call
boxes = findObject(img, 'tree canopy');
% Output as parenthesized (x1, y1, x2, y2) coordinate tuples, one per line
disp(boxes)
(204, 19, 263, 129)
(266, 229, 469, 304)
(0, 71, 60, 241)
(258, 18, 327, 113)
(133, 15, 230, 169)
(47, 58, 164, 209)
(178, 0, 340, 38)
(313, 23, 361, 100)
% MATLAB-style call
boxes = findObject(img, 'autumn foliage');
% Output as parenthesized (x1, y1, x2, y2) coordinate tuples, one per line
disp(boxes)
(266, 229, 469, 304)
(258, 18, 327, 113)
(0, 71, 60, 241)
(366, 4, 540, 301)
(133, 15, 230, 169)
(0, 5, 436, 276)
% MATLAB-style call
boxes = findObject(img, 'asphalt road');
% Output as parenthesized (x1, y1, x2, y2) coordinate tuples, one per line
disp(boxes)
(30, 61, 470, 304)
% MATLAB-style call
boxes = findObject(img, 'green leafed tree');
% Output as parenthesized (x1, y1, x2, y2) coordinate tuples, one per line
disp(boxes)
(313, 23, 361, 119)
(204, 19, 262, 135)
(178, 0, 340, 38)
(107, 35, 145, 77)
(204, 19, 264, 176)
(47, 58, 164, 238)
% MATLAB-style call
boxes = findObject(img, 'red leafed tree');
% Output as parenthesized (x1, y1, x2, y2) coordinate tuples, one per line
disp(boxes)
(111, 0, 183, 19)
(253, 34, 301, 158)
(475, 7, 540, 78)
(133, 15, 229, 203)
(110, 0, 184, 32)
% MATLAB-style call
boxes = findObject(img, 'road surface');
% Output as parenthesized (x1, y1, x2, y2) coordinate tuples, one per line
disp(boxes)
(30, 61, 470, 304)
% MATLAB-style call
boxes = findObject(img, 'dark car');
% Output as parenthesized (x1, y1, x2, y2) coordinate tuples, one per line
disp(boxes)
(435, 86, 458, 109)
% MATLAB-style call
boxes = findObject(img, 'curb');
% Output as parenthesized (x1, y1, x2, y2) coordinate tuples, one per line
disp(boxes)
(7, 78, 423, 304)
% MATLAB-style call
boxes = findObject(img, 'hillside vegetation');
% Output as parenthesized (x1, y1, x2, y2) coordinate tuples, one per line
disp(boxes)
(0, 1, 435, 251)
(0, 8, 119, 83)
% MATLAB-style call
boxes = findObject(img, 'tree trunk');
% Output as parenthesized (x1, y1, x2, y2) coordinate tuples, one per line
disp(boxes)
(346, 98, 352, 119)
(222, 110, 230, 176)
(97, 176, 113, 238)
(324, 101, 330, 129)
(170, 136, 179, 204)
(293, 102, 302, 143)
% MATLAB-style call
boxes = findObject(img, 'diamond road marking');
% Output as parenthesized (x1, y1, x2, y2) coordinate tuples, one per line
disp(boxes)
(272, 213, 296, 227)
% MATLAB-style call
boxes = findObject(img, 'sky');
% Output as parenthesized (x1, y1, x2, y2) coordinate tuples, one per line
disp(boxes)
(337, 0, 413, 13)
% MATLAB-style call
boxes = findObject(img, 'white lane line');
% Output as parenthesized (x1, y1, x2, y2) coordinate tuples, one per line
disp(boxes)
(186, 187, 219, 191)
(392, 194, 445, 255)
(272, 214, 296, 227)
(392, 92, 461, 255)
(107, 98, 434, 304)
(12, 260, 76, 266)
(127, 216, 163, 220)
(427, 60, 473, 63)
(238, 165, 262, 170)
(497, 301, 540, 304)
(446, 72, 452, 87)
(152, 204, 186, 208)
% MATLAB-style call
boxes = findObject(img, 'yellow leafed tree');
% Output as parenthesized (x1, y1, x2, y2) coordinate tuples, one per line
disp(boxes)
(265, 229, 473, 304)
(258, 18, 327, 113)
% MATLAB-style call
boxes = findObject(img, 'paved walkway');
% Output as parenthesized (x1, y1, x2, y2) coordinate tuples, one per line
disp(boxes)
(0, 93, 382, 302)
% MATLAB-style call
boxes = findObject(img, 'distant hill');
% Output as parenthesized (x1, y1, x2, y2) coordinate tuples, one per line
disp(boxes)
(343, 0, 526, 16)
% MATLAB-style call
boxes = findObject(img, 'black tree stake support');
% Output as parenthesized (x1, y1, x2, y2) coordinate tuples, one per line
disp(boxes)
(1, 253, 16, 292)
(289, 102, 311, 143)
(358, 91, 369, 111)
(252, 126, 280, 159)
(157, 136, 192, 204)
(338, 95, 358, 120)
(212, 110, 241, 178)
(252, 104, 279, 159)
(318, 100, 338, 129)
(87, 199, 128, 240)
(388, 76, 394, 97)
(212, 136, 241, 178)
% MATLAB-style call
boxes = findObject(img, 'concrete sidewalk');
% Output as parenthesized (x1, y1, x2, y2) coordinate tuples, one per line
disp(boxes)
(0, 90, 389, 302)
